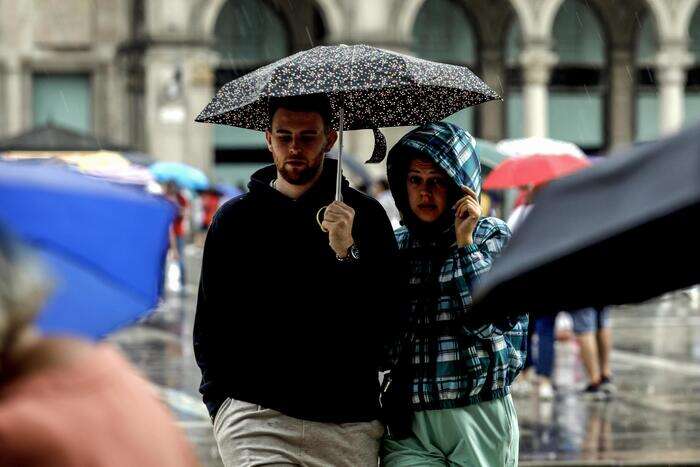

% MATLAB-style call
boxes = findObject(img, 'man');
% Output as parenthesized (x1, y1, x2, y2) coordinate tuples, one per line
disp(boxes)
(381, 122, 527, 466)
(194, 94, 399, 466)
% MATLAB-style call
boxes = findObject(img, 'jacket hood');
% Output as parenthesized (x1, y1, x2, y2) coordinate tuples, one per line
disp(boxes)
(387, 122, 481, 234)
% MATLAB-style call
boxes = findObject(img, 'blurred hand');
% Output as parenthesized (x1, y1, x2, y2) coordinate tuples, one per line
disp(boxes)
(321, 201, 355, 257)
(454, 186, 481, 247)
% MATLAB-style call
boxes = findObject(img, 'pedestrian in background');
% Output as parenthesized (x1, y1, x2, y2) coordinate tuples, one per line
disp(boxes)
(193, 94, 401, 467)
(507, 184, 557, 400)
(381, 122, 527, 467)
(0, 225, 198, 467)
(572, 306, 616, 398)
(165, 180, 189, 287)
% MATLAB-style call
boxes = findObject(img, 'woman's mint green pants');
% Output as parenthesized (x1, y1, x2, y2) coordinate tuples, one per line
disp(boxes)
(381, 395, 519, 467)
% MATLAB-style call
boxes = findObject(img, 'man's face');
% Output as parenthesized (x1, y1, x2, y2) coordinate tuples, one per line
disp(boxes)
(406, 157, 450, 223)
(265, 108, 337, 185)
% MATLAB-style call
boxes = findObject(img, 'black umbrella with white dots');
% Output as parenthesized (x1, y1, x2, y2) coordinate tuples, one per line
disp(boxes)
(196, 44, 499, 206)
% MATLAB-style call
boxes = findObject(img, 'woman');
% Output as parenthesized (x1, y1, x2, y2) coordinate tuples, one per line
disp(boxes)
(381, 122, 528, 466)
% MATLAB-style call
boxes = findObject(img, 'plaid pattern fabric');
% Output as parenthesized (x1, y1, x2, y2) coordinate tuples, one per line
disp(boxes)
(394, 221, 528, 410)
(387, 121, 527, 411)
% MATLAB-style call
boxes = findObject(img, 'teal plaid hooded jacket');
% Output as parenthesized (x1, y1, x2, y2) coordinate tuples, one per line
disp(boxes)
(386, 122, 528, 411)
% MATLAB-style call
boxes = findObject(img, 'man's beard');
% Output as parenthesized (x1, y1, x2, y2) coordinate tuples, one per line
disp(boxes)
(278, 153, 324, 185)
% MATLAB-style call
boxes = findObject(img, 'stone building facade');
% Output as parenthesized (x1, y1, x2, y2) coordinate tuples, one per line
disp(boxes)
(1, 0, 699, 184)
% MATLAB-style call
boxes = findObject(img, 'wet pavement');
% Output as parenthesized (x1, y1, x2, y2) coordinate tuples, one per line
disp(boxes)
(515, 290, 700, 466)
(108, 247, 700, 466)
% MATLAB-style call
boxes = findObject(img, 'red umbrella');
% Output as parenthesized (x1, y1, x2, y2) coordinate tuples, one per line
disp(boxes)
(483, 138, 590, 190)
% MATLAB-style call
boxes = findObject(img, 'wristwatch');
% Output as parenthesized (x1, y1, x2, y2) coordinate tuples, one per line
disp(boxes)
(337, 244, 360, 262)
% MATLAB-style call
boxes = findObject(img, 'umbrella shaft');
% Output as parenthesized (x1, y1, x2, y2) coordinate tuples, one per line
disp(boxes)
(336, 108, 344, 202)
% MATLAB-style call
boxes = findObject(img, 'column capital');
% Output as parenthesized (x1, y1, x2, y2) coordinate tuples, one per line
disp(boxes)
(519, 45, 557, 86)
(655, 40, 694, 85)
(654, 48, 693, 86)
(655, 40, 690, 135)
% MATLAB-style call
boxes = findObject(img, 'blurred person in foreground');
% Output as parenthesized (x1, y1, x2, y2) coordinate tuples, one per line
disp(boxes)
(0, 226, 198, 467)
(381, 122, 528, 467)
(194, 94, 400, 466)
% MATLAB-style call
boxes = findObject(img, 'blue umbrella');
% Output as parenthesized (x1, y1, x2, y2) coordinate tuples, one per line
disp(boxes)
(0, 161, 175, 338)
(150, 161, 209, 191)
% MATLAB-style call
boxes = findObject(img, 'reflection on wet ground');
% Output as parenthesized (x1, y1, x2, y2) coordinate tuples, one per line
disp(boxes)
(517, 289, 700, 466)
(109, 249, 700, 466)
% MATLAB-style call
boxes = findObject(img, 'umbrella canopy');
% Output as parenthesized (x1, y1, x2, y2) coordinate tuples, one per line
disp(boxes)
(0, 161, 175, 338)
(121, 151, 155, 167)
(483, 137, 589, 190)
(150, 161, 209, 191)
(196, 43, 498, 165)
(2, 151, 155, 186)
(473, 122, 700, 318)
(0, 123, 130, 152)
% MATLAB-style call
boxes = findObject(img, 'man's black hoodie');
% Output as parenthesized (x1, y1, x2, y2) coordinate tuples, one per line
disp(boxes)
(193, 158, 401, 423)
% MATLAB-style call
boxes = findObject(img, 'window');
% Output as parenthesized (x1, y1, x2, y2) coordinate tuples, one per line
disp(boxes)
(550, 0, 607, 153)
(33, 73, 91, 132)
(412, 0, 478, 134)
(635, 12, 659, 142)
(686, 7, 700, 127)
(213, 0, 291, 164)
(505, 20, 523, 138)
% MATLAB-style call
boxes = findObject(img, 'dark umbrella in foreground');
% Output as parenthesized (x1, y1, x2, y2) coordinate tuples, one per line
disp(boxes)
(196, 44, 498, 204)
(473, 122, 700, 318)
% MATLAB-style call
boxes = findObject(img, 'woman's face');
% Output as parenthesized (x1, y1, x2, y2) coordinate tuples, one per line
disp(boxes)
(406, 158, 450, 223)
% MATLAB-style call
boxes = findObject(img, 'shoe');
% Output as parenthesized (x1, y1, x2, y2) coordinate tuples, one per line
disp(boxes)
(600, 376, 617, 396)
(581, 383, 607, 400)
(538, 380, 555, 400)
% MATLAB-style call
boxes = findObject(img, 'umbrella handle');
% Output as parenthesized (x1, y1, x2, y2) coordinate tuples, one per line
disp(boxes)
(316, 206, 328, 232)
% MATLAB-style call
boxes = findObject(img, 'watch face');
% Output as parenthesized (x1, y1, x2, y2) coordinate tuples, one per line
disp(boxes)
(350, 245, 360, 260)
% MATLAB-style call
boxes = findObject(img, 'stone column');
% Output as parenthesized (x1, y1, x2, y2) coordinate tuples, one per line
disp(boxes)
(142, 44, 216, 173)
(4, 59, 25, 134)
(519, 42, 556, 138)
(480, 47, 505, 142)
(655, 42, 692, 135)
(609, 48, 635, 149)
(183, 49, 216, 174)
(143, 47, 184, 163)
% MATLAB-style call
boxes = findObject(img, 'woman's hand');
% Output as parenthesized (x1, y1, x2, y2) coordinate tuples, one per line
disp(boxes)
(454, 186, 481, 247)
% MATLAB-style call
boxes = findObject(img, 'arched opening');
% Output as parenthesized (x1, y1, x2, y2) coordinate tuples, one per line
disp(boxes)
(635, 11, 659, 142)
(550, 0, 608, 153)
(212, 0, 325, 187)
(411, 0, 479, 134)
(685, 7, 700, 127)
